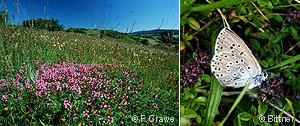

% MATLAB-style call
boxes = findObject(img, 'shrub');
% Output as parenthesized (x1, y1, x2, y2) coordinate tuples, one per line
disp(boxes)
(66, 28, 87, 34)
(160, 32, 172, 43)
(22, 18, 63, 31)
(0, 10, 8, 26)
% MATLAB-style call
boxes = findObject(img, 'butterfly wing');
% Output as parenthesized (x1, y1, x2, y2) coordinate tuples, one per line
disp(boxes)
(211, 27, 262, 88)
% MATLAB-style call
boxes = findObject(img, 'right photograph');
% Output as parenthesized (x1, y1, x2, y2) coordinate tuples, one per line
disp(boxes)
(180, 0, 300, 126)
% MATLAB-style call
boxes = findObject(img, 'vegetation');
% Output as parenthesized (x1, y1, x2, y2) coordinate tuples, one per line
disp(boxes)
(180, 0, 300, 126)
(22, 18, 64, 31)
(0, 10, 178, 125)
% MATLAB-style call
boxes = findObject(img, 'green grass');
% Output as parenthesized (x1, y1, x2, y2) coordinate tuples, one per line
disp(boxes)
(181, 0, 300, 125)
(0, 26, 178, 125)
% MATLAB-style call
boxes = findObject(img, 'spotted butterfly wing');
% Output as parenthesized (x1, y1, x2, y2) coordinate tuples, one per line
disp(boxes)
(211, 27, 267, 89)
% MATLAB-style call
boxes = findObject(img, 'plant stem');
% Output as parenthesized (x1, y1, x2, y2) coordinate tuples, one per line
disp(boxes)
(218, 83, 250, 126)
(267, 101, 300, 124)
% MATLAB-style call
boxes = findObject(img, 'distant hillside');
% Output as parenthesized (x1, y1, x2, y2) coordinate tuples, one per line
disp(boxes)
(129, 29, 179, 37)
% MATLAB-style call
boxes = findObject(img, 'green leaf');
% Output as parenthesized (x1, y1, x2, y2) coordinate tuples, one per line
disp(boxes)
(289, 26, 298, 39)
(180, 117, 190, 126)
(204, 76, 223, 126)
(258, 0, 267, 7)
(264, 121, 272, 126)
(267, 1, 273, 9)
(267, 58, 275, 67)
(245, 27, 252, 36)
(202, 74, 211, 83)
(238, 6, 247, 14)
(257, 32, 269, 39)
(180, 105, 185, 116)
(260, 60, 269, 68)
(258, 103, 268, 116)
(39, 119, 47, 126)
(181, 14, 188, 25)
(251, 105, 257, 113)
(184, 90, 195, 100)
(253, 16, 262, 28)
(191, 102, 201, 111)
(240, 16, 249, 23)
(274, 44, 281, 54)
(238, 112, 253, 121)
(196, 115, 202, 123)
(187, 18, 200, 30)
(182, 34, 194, 41)
(184, 0, 196, 5)
(272, 33, 282, 43)
(285, 98, 295, 115)
(267, 54, 300, 70)
(180, 0, 193, 15)
(184, 108, 198, 118)
(272, 14, 283, 22)
(252, 117, 261, 125)
(190, 0, 250, 12)
(250, 39, 261, 50)
(271, 0, 279, 5)
(194, 96, 207, 103)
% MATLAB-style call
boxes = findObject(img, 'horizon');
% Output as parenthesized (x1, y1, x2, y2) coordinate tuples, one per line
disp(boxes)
(0, 0, 179, 33)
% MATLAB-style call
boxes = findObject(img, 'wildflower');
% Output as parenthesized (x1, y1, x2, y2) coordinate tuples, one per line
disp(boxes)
(286, 9, 300, 24)
(181, 61, 202, 87)
(83, 111, 89, 118)
(152, 103, 158, 109)
(107, 116, 114, 123)
(93, 109, 99, 114)
(64, 100, 71, 111)
(24, 79, 31, 89)
(98, 118, 105, 124)
(257, 77, 284, 102)
(105, 105, 111, 110)
(121, 99, 128, 105)
(18, 97, 23, 100)
(86, 99, 92, 106)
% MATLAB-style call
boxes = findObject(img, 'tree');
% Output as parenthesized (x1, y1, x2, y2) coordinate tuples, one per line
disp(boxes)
(22, 18, 63, 31)
(160, 32, 172, 43)
(0, 10, 8, 26)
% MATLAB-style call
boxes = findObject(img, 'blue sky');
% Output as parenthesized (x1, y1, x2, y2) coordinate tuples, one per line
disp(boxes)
(0, 0, 179, 32)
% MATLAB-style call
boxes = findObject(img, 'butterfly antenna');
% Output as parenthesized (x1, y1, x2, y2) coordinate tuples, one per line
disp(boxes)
(216, 8, 230, 28)
(205, 0, 230, 28)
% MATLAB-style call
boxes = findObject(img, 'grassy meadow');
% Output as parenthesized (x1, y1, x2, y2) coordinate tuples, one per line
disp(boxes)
(0, 23, 178, 125)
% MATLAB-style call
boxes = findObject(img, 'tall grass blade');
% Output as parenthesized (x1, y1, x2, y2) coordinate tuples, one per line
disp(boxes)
(267, 54, 300, 70)
(191, 0, 250, 12)
(204, 76, 223, 126)
(218, 83, 249, 126)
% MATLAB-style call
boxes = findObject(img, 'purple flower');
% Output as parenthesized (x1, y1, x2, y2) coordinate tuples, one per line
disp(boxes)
(83, 111, 89, 118)
(64, 100, 71, 111)
(152, 103, 158, 109)
(107, 116, 114, 123)
(24, 79, 31, 89)
(98, 118, 105, 124)
(121, 99, 128, 105)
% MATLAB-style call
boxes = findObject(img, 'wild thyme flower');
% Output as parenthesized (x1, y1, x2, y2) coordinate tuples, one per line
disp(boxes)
(64, 100, 71, 111)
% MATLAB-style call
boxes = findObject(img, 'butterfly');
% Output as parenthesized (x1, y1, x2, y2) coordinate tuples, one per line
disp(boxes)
(211, 27, 268, 89)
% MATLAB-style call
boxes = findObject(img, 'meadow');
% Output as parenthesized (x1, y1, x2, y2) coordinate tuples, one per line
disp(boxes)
(180, 0, 300, 126)
(0, 20, 179, 125)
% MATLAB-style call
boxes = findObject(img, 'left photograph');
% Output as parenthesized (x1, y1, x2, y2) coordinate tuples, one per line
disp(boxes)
(0, 0, 179, 125)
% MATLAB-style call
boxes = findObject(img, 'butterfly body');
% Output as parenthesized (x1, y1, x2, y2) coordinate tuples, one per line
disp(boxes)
(211, 27, 268, 89)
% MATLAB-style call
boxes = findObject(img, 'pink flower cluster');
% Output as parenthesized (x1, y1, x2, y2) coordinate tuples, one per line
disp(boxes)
(34, 62, 144, 124)
(64, 100, 71, 111)
(35, 62, 120, 97)
(4, 61, 157, 124)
